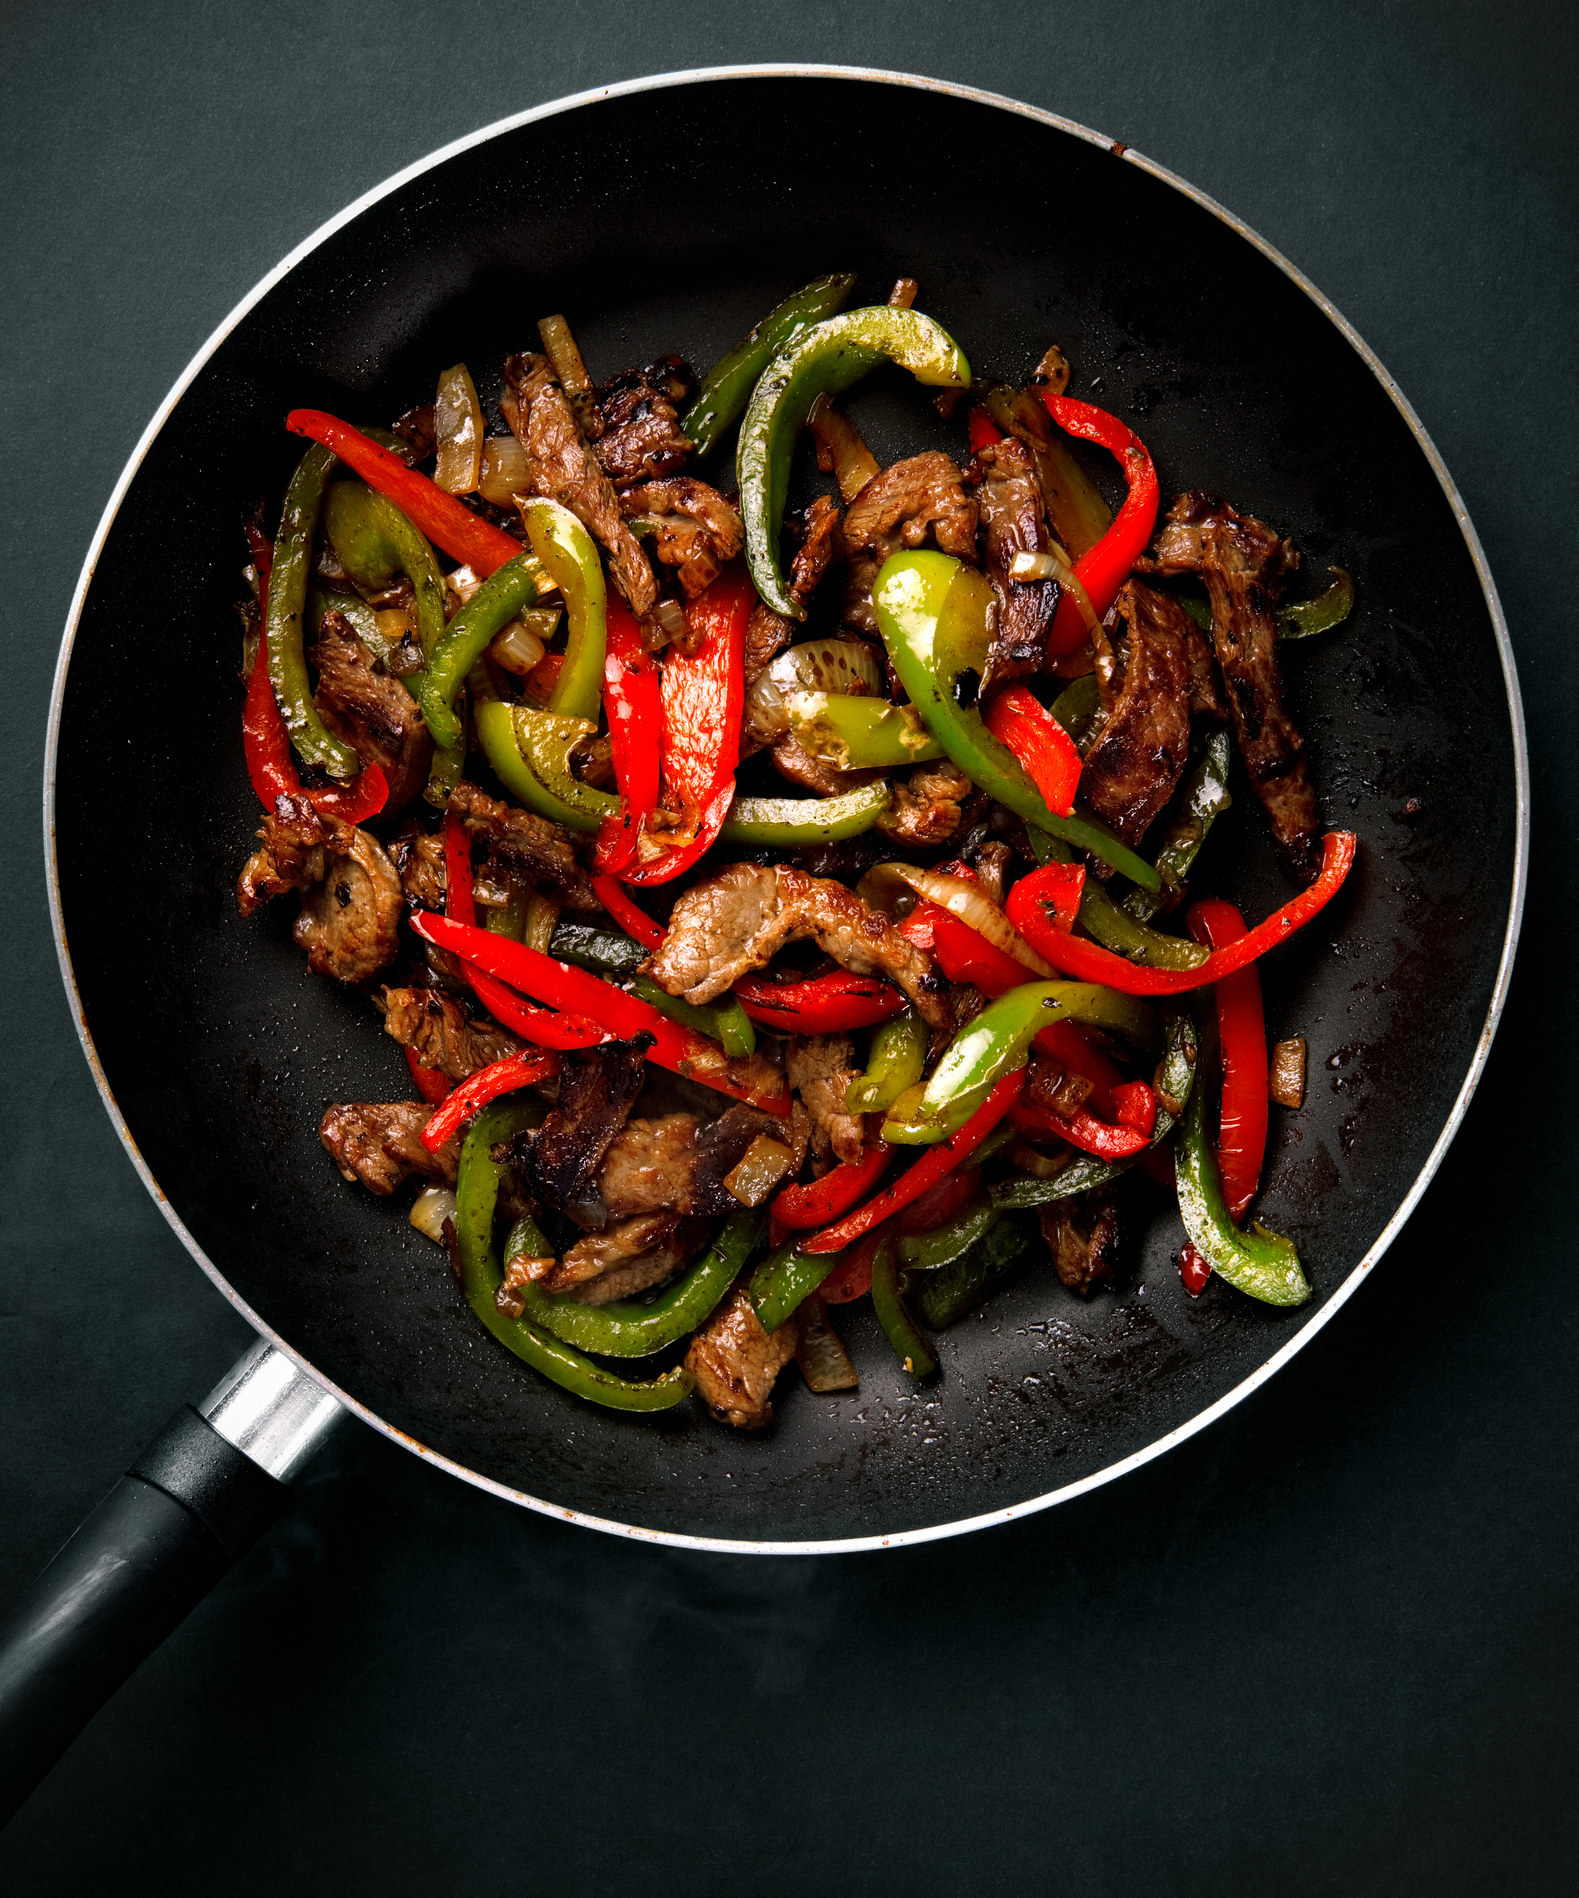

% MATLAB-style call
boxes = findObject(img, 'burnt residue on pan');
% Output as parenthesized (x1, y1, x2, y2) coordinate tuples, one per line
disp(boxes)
(51, 75, 1518, 1546)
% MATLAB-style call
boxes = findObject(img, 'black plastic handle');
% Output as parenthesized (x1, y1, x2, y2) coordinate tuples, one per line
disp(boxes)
(0, 1405, 287, 1828)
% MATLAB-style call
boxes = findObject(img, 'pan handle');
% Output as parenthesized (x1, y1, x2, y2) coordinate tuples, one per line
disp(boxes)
(0, 1340, 343, 1827)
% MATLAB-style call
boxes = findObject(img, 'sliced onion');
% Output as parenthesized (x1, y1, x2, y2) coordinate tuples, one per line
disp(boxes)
(1009, 550, 1063, 582)
(478, 437, 530, 505)
(744, 639, 884, 749)
(641, 597, 689, 652)
(447, 562, 484, 606)
(434, 363, 484, 495)
(489, 613, 553, 675)
(857, 863, 1058, 979)
(410, 1186, 457, 1244)
(795, 1294, 859, 1392)
(807, 395, 881, 501)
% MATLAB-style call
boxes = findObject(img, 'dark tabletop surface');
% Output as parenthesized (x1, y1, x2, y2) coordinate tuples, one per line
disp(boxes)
(2, 3, 1574, 1891)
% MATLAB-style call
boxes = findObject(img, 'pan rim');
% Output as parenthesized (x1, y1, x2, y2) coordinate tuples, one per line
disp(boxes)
(42, 62, 1529, 1555)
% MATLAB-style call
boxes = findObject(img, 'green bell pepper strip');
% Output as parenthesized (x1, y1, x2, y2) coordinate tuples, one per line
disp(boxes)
(307, 585, 384, 654)
(503, 1208, 761, 1359)
(321, 479, 447, 661)
(681, 272, 857, 459)
(845, 1007, 928, 1115)
(1077, 876, 1210, 970)
(1048, 671, 1102, 748)
(1176, 1015, 1310, 1307)
(882, 981, 1161, 1147)
(1175, 568, 1353, 642)
(739, 306, 971, 617)
(475, 701, 617, 833)
(628, 973, 757, 1060)
(1121, 730, 1234, 925)
(716, 780, 892, 848)
(548, 916, 649, 974)
(898, 1199, 999, 1272)
(871, 552, 1161, 889)
(784, 691, 944, 770)
(869, 1236, 937, 1378)
(750, 1241, 833, 1336)
(519, 498, 606, 724)
(266, 443, 361, 780)
(988, 1008, 1198, 1208)
(420, 553, 549, 753)
(912, 1215, 1037, 1330)
(453, 1101, 695, 1410)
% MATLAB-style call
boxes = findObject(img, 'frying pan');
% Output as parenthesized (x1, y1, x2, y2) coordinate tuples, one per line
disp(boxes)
(4, 66, 1524, 1819)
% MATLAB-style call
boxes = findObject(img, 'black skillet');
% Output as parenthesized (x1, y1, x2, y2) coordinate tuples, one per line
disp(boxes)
(5, 67, 1524, 1819)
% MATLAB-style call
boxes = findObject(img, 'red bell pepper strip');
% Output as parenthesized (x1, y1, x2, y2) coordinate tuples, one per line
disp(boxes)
(981, 685, 1082, 817)
(591, 873, 666, 951)
(411, 911, 791, 1113)
(733, 971, 908, 1033)
(802, 1071, 1025, 1254)
(966, 407, 1003, 454)
(594, 597, 664, 873)
(1034, 1018, 1121, 1119)
(623, 564, 750, 886)
(923, 906, 1035, 996)
(404, 1045, 452, 1105)
(772, 1144, 893, 1231)
(1005, 832, 1358, 995)
(1179, 1242, 1212, 1296)
(1111, 1079, 1158, 1139)
(1188, 897, 1269, 1221)
(285, 410, 526, 576)
(819, 1228, 885, 1304)
(442, 811, 478, 926)
(1009, 1093, 1149, 1161)
(240, 519, 389, 821)
(420, 1048, 562, 1154)
(1040, 395, 1160, 658)
(896, 1167, 978, 1236)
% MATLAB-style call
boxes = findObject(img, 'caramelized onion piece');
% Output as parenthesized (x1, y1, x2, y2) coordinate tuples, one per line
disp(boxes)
(434, 363, 484, 494)
(858, 862, 1059, 980)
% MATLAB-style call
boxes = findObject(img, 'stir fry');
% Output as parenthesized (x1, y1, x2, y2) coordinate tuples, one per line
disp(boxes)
(234, 274, 1356, 1429)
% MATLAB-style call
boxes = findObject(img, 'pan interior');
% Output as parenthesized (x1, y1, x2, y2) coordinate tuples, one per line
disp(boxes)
(52, 75, 1517, 1546)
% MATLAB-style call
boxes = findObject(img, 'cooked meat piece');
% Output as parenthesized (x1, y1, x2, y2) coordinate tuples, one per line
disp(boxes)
(1269, 1037, 1307, 1110)
(320, 1101, 459, 1196)
(648, 862, 950, 1029)
(389, 824, 448, 912)
(840, 452, 979, 635)
(501, 352, 657, 615)
(564, 1220, 706, 1304)
(1146, 492, 1318, 879)
(691, 1104, 805, 1216)
(1181, 612, 1228, 719)
(789, 494, 841, 604)
(239, 797, 402, 983)
(392, 401, 437, 461)
(973, 436, 1059, 689)
(526, 1034, 651, 1213)
(1023, 1045, 1094, 1120)
(875, 759, 976, 848)
(597, 1112, 704, 1219)
(769, 732, 881, 799)
(743, 601, 794, 688)
(593, 356, 694, 489)
(685, 1287, 799, 1430)
(544, 1211, 681, 1292)
(969, 840, 1014, 909)
(446, 779, 596, 909)
(621, 476, 741, 599)
(1037, 1191, 1122, 1295)
(1077, 581, 1194, 848)
(380, 987, 522, 1083)
(312, 609, 432, 813)
(787, 1034, 867, 1166)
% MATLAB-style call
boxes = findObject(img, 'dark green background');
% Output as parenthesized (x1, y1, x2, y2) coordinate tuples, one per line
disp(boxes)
(2, 3, 1573, 1890)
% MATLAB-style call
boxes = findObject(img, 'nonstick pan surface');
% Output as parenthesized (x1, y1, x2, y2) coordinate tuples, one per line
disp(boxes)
(46, 68, 1525, 1551)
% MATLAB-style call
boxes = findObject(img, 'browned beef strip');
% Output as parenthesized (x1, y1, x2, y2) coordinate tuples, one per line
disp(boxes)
(1147, 492, 1318, 880)
(743, 602, 794, 687)
(1037, 1191, 1122, 1295)
(446, 779, 596, 909)
(1078, 580, 1194, 848)
(389, 825, 447, 912)
(238, 798, 402, 983)
(570, 1103, 801, 1228)
(379, 987, 522, 1083)
(789, 494, 841, 604)
(874, 759, 976, 848)
(542, 1211, 683, 1296)
(311, 610, 432, 813)
(621, 476, 742, 599)
(840, 452, 979, 634)
(501, 352, 657, 614)
(237, 797, 331, 914)
(786, 1034, 867, 1167)
(648, 862, 950, 1029)
(768, 732, 881, 799)
(525, 1034, 652, 1215)
(593, 356, 694, 489)
(685, 1287, 799, 1430)
(973, 436, 1059, 689)
(320, 1101, 459, 1196)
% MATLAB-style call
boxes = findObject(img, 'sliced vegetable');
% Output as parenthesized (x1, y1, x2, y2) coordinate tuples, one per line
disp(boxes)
(1188, 898, 1268, 1221)
(547, 916, 647, 974)
(739, 306, 970, 617)
(682, 272, 857, 459)
(265, 444, 361, 779)
(321, 480, 447, 662)
(1122, 730, 1233, 924)
(749, 1240, 832, 1335)
(434, 362, 484, 494)
(419, 1047, 561, 1153)
(594, 597, 663, 872)
(745, 637, 884, 751)
(1039, 395, 1160, 658)
(1077, 875, 1210, 971)
(1279, 567, 1354, 639)
(773, 1144, 893, 1231)
(845, 1008, 928, 1114)
(519, 498, 607, 725)
(980, 381, 1112, 560)
(717, 781, 894, 848)
(784, 691, 943, 770)
(403, 1044, 452, 1105)
(869, 1236, 937, 1378)
(795, 1295, 860, 1391)
(476, 700, 616, 833)
(861, 862, 1056, 977)
(420, 553, 548, 754)
(981, 685, 1082, 817)
(629, 972, 756, 1059)
(898, 1200, 999, 1273)
(734, 970, 907, 1033)
(911, 1216, 1036, 1330)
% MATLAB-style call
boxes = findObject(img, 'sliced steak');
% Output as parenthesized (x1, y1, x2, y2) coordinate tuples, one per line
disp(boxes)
(501, 351, 656, 615)
(320, 1101, 459, 1195)
(542, 1211, 687, 1298)
(685, 1287, 799, 1430)
(389, 825, 447, 912)
(238, 797, 402, 983)
(648, 862, 950, 1029)
(787, 1034, 866, 1166)
(621, 476, 741, 599)
(593, 355, 694, 489)
(525, 1034, 651, 1214)
(743, 601, 794, 688)
(446, 779, 596, 909)
(840, 451, 979, 634)
(875, 759, 976, 848)
(311, 609, 431, 813)
(1037, 1190, 1122, 1295)
(1078, 580, 1194, 848)
(582, 1104, 805, 1225)
(1147, 492, 1318, 879)
(769, 732, 881, 799)
(380, 987, 522, 1084)
(973, 436, 1059, 689)
(789, 494, 841, 604)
